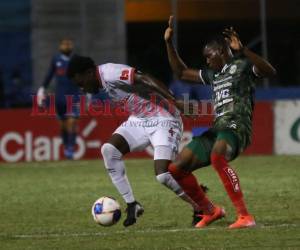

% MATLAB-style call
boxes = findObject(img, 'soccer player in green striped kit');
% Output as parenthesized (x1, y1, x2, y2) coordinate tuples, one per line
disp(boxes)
(164, 16, 276, 229)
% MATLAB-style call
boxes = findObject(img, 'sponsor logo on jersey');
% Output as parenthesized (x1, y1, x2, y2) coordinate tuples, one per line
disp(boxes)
(213, 76, 232, 84)
(213, 82, 232, 92)
(228, 121, 237, 129)
(229, 65, 237, 74)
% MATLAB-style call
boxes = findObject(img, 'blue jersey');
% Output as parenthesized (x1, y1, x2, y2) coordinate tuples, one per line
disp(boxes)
(42, 53, 80, 104)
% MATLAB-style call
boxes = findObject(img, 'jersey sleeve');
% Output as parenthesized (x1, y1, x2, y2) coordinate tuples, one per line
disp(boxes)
(241, 57, 261, 80)
(245, 59, 262, 81)
(101, 63, 135, 86)
(199, 68, 213, 85)
(251, 65, 262, 78)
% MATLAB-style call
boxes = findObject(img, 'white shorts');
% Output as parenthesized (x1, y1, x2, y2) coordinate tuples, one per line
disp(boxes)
(113, 116, 183, 160)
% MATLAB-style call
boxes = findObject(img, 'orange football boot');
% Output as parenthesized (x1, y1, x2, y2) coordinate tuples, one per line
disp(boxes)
(229, 215, 256, 229)
(195, 206, 226, 228)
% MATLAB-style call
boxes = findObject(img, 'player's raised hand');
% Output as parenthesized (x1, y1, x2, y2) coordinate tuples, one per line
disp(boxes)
(164, 15, 174, 43)
(223, 27, 243, 51)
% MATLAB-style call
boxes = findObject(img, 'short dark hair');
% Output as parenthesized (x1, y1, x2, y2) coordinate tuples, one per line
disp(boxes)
(67, 55, 95, 78)
(204, 35, 229, 51)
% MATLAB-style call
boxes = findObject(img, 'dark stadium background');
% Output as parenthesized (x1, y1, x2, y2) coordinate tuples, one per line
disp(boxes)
(0, 0, 299, 108)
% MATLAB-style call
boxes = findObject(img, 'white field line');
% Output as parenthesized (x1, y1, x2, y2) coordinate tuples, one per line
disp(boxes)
(0, 224, 298, 239)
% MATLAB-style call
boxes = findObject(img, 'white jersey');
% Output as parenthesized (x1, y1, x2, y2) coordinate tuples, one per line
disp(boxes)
(97, 63, 180, 119)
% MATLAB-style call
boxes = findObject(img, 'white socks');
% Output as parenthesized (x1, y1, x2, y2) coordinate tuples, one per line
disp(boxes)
(101, 143, 199, 210)
(101, 143, 135, 203)
(156, 172, 183, 195)
(156, 172, 200, 211)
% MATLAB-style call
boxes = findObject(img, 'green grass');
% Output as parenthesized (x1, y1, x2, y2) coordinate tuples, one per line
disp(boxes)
(0, 156, 299, 250)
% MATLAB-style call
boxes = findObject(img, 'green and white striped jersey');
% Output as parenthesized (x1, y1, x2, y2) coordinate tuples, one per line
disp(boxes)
(199, 56, 260, 149)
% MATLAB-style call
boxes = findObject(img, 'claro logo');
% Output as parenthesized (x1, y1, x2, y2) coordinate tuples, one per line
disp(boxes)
(0, 120, 101, 162)
(290, 117, 300, 142)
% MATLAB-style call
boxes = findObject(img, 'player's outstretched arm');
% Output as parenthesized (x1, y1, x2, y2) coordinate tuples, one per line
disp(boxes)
(134, 72, 196, 114)
(223, 27, 276, 77)
(164, 16, 203, 84)
(134, 72, 175, 101)
(118, 71, 187, 113)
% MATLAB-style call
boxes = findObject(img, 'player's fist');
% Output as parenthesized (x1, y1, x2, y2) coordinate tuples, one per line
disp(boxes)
(223, 27, 243, 51)
(164, 16, 174, 43)
(37, 87, 46, 107)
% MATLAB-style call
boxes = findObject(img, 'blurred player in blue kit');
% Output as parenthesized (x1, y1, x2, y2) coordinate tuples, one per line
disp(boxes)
(37, 38, 81, 159)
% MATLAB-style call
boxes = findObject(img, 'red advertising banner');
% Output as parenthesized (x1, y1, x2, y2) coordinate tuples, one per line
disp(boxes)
(0, 102, 273, 162)
(244, 101, 274, 155)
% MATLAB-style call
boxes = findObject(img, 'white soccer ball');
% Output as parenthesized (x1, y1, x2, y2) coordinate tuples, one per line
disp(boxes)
(91, 196, 121, 226)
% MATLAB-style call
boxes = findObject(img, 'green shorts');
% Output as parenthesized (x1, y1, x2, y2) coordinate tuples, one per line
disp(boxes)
(186, 128, 240, 167)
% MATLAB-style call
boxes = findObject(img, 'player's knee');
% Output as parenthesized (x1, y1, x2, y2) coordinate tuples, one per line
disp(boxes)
(156, 172, 182, 195)
(168, 163, 179, 176)
(168, 163, 187, 180)
(101, 143, 122, 161)
(212, 140, 227, 155)
(101, 143, 111, 159)
(156, 172, 169, 185)
(210, 152, 225, 171)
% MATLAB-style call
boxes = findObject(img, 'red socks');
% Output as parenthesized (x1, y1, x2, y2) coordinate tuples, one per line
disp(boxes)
(168, 163, 214, 214)
(210, 153, 249, 216)
(169, 154, 249, 217)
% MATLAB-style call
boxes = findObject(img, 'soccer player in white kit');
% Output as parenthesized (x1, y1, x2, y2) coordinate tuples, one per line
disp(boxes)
(67, 55, 198, 227)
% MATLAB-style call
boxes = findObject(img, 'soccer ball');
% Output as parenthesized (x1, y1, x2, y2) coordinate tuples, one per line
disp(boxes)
(91, 196, 121, 226)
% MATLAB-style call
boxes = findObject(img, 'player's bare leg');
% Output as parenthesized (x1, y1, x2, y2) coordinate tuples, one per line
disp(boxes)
(211, 140, 255, 229)
(101, 133, 144, 227)
(168, 147, 225, 227)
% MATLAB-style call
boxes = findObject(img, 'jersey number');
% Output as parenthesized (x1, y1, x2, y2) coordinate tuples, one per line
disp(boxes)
(120, 70, 129, 80)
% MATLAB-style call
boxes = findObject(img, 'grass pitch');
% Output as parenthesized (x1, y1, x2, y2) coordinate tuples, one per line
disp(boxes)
(0, 156, 299, 250)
